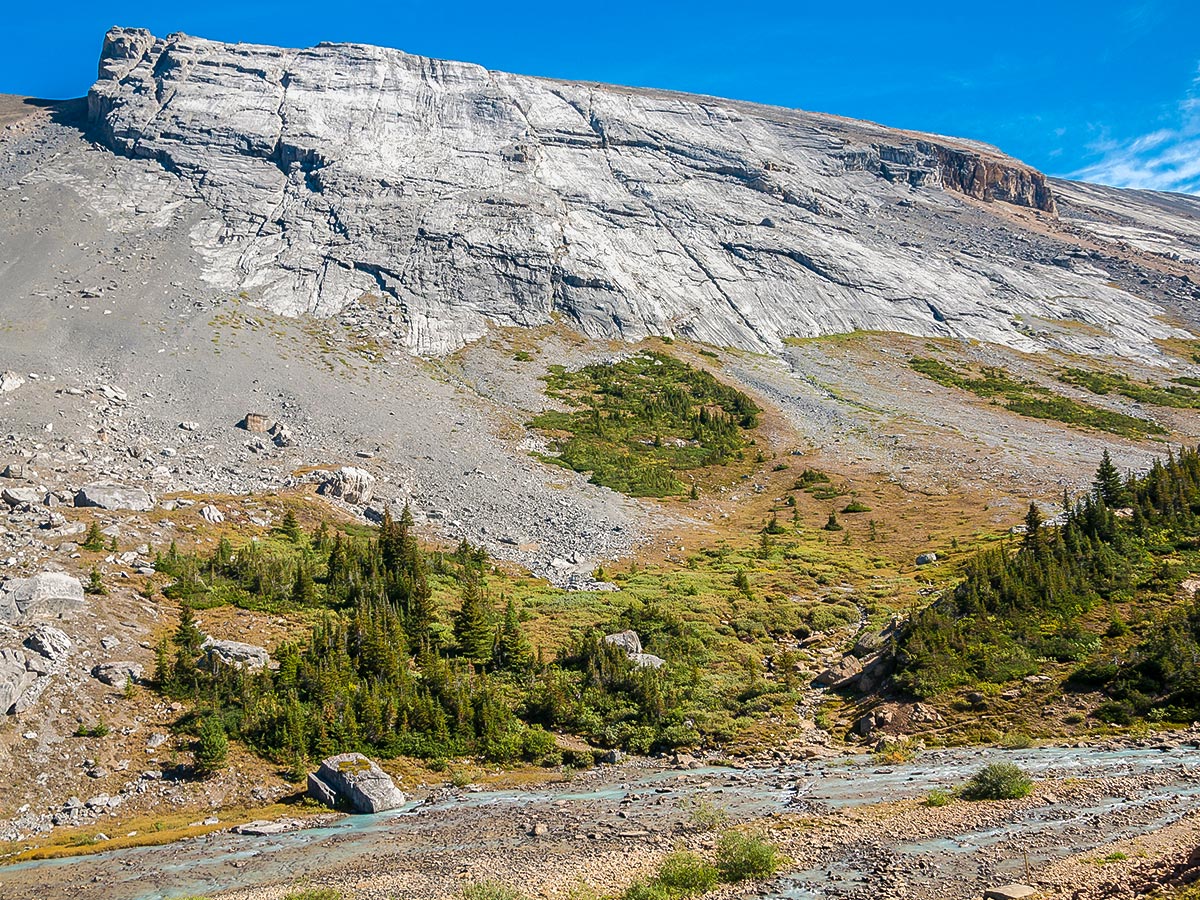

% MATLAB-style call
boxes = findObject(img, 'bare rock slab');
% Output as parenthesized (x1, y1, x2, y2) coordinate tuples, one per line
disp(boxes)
(0, 649, 38, 715)
(92, 661, 144, 690)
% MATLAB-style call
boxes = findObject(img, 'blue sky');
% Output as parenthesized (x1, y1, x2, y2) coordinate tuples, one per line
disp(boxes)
(6, 1, 1199, 193)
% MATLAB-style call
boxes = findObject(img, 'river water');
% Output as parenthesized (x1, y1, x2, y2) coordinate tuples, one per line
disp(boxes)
(1, 744, 1196, 900)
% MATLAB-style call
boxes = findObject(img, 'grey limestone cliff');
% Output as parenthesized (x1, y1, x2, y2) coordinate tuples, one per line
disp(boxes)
(85, 27, 1185, 359)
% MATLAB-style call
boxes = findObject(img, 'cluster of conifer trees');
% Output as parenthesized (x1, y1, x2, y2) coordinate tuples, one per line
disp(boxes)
(896, 447, 1200, 723)
(154, 508, 700, 772)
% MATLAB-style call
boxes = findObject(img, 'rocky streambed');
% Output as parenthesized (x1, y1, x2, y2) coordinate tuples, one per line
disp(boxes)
(1, 742, 1197, 900)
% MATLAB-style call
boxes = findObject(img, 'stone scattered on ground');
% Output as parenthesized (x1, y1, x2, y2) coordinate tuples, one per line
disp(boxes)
(984, 886, 1038, 900)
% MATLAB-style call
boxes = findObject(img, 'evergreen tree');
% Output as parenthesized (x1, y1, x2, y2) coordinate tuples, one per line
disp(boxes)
(733, 568, 751, 594)
(455, 576, 494, 665)
(291, 563, 317, 605)
(82, 521, 105, 552)
(167, 605, 205, 696)
(85, 568, 107, 595)
(1021, 502, 1044, 556)
(280, 509, 302, 543)
(173, 605, 205, 655)
(1093, 449, 1125, 506)
(194, 716, 228, 776)
(403, 553, 436, 650)
(312, 521, 329, 549)
(495, 599, 533, 675)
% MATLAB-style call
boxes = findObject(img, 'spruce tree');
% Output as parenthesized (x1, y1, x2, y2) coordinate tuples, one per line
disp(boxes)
(291, 564, 316, 605)
(194, 716, 228, 776)
(82, 521, 105, 552)
(169, 605, 205, 696)
(1093, 449, 1124, 506)
(1020, 501, 1046, 559)
(280, 509, 303, 543)
(455, 576, 494, 665)
(495, 599, 533, 675)
(404, 554, 436, 650)
(173, 605, 205, 655)
(379, 507, 400, 573)
(85, 568, 107, 595)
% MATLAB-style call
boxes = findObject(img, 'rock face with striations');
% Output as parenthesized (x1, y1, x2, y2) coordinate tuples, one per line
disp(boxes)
(307, 753, 406, 813)
(0, 573, 86, 624)
(84, 27, 1179, 360)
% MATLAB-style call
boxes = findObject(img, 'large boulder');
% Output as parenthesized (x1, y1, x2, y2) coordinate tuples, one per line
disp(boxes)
(854, 651, 896, 694)
(2, 486, 43, 508)
(856, 701, 945, 739)
(202, 637, 269, 672)
(603, 630, 665, 669)
(307, 753, 406, 813)
(0, 573, 86, 623)
(74, 483, 154, 511)
(814, 654, 863, 688)
(92, 661, 144, 690)
(319, 466, 376, 505)
(604, 630, 643, 655)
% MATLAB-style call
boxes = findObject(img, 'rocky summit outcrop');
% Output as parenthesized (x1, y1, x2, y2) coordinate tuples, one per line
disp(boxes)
(84, 27, 1180, 359)
(307, 753, 406, 813)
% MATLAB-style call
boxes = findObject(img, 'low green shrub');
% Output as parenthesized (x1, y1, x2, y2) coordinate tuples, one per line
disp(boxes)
(715, 830, 780, 882)
(621, 882, 669, 900)
(685, 797, 730, 832)
(923, 789, 951, 807)
(461, 881, 527, 900)
(958, 763, 1033, 801)
(655, 851, 718, 896)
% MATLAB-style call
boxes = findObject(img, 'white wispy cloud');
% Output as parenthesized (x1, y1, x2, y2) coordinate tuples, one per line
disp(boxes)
(1071, 65, 1200, 195)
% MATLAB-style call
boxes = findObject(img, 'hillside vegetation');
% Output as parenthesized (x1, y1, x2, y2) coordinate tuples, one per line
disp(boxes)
(896, 447, 1200, 725)
(149, 486, 899, 772)
(909, 356, 1166, 438)
(530, 351, 760, 496)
